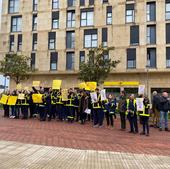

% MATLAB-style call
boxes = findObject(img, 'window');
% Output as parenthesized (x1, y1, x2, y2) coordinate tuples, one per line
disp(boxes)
(166, 0, 170, 20)
(147, 25, 156, 44)
(68, 0, 76, 7)
(103, 0, 108, 3)
(166, 23, 170, 44)
(103, 51, 109, 60)
(31, 53, 36, 70)
(106, 6, 112, 25)
(52, 11, 59, 29)
(33, 0, 38, 11)
(9, 35, 14, 52)
(81, 9, 94, 26)
(32, 14, 37, 31)
(67, 11, 75, 28)
(147, 48, 156, 68)
(11, 16, 22, 32)
(50, 52, 58, 70)
(8, 0, 19, 13)
(66, 31, 75, 49)
(146, 2, 156, 22)
(166, 47, 170, 67)
(32, 33, 37, 51)
(127, 48, 136, 69)
(130, 25, 139, 45)
(52, 0, 59, 9)
(80, 51, 85, 66)
(84, 29, 98, 48)
(89, 0, 94, 5)
(126, 4, 135, 23)
(48, 32, 56, 50)
(80, 0, 85, 6)
(66, 52, 74, 70)
(102, 28, 108, 47)
(17, 34, 22, 51)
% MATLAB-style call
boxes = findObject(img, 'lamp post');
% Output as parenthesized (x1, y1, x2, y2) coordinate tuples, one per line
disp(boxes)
(145, 65, 149, 97)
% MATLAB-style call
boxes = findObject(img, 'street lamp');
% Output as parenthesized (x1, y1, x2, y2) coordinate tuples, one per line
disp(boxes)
(145, 64, 149, 97)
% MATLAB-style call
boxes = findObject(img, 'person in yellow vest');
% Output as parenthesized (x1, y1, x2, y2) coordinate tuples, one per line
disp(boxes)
(66, 88, 75, 123)
(126, 94, 138, 134)
(2, 90, 10, 118)
(56, 90, 64, 121)
(139, 96, 150, 136)
(93, 88, 104, 128)
(21, 90, 30, 119)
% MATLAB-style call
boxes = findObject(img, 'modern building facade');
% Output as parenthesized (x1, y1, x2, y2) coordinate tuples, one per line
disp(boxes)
(0, 0, 170, 97)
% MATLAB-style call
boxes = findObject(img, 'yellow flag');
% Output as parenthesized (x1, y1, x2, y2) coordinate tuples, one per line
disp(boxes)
(79, 83, 87, 89)
(7, 96, 18, 106)
(0, 95, 8, 105)
(16, 84, 22, 90)
(62, 89, 68, 101)
(86, 82, 97, 91)
(32, 94, 43, 103)
(32, 81, 40, 87)
(52, 80, 62, 90)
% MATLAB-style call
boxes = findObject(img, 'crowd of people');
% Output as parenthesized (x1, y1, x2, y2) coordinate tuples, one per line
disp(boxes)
(0, 87, 169, 136)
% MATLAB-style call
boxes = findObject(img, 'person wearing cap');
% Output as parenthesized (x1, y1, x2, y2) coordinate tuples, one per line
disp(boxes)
(126, 94, 138, 134)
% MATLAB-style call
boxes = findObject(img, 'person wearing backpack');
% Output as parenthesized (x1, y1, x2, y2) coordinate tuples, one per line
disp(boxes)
(159, 92, 169, 131)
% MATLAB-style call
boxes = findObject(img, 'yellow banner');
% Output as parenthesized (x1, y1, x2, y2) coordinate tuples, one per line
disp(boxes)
(16, 84, 22, 90)
(86, 82, 97, 91)
(18, 94, 25, 100)
(0, 95, 8, 105)
(32, 94, 43, 103)
(104, 81, 139, 87)
(79, 82, 87, 89)
(62, 89, 68, 101)
(32, 81, 40, 87)
(7, 96, 18, 106)
(52, 80, 62, 90)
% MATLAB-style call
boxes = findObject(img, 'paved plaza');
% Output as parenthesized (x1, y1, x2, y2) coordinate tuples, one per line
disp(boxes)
(0, 140, 170, 169)
(0, 113, 169, 168)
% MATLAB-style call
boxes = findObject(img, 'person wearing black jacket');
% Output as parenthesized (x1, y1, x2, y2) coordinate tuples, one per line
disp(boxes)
(159, 92, 169, 131)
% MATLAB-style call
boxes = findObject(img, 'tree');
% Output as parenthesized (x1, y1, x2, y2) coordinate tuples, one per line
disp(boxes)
(0, 53, 31, 84)
(79, 46, 120, 85)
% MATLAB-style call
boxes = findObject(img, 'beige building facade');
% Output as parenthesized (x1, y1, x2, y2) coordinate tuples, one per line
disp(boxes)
(0, 0, 170, 97)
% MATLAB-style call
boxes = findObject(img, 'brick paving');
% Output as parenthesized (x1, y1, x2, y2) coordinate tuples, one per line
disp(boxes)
(0, 141, 169, 169)
(0, 112, 169, 156)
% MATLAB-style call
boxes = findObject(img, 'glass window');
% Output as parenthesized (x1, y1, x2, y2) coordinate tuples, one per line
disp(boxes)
(48, 32, 56, 50)
(52, 11, 59, 29)
(67, 11, 75, 28)
(11, 16, 22, 32)
(17, 34, 22, 51)
(8, 0, 19, 13)
(9, 35, 14, 52)
(166, 47, 170, 67)
(66, 31, 75, 49)
(31, 53, 36, 70)
(130, 25, 139, 45)
(126, 4, 135, 23)
(32, 14, 37, 31)
(146, 2, 156, 22)
(147, 48, 156, 68)
(81, 10, 94, 26)
(33, 0, 38, 11)
(50, 52, 58, 70)
(32, 33, 37, 51)
(127, 48, 136, 69)
(66, 52, 74, 70)
(147, 25, 156, 44)
(166, 1, 170, 20)
(84, 29, 98, 48)
(68, 0, 76, 7)
(52, 0, 59, 9)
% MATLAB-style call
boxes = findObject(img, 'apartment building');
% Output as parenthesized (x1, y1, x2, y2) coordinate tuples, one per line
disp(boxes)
(0, 0, 170, 97)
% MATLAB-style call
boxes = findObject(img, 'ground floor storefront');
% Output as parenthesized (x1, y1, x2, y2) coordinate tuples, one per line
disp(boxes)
(9, 71, 170, 98)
